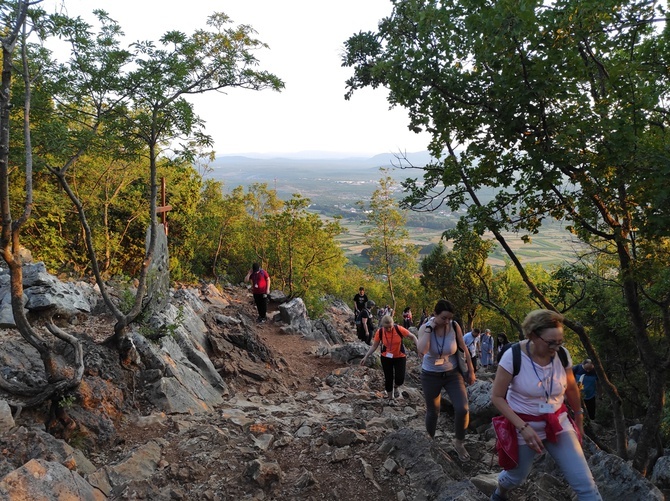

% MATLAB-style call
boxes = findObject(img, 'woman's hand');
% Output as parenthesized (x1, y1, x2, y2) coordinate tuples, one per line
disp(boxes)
(465, 371, 476, 385)
(520, 425, 543, 453)
(574, 413, 584, 437)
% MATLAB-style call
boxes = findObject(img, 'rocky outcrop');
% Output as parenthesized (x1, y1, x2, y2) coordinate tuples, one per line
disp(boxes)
(0, 262, 98, 327)
(0, 459, 105, 501)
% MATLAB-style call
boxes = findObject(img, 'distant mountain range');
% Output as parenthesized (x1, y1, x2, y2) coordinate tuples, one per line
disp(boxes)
(211, 151, 437, 173)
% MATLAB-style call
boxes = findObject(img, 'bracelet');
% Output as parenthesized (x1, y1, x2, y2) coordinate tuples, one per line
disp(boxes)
(517, 423, 529, 432)
(574, 410, 584, 415)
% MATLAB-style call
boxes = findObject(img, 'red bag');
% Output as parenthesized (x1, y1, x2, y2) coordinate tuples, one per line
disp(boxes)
(492, 415, 518, 470)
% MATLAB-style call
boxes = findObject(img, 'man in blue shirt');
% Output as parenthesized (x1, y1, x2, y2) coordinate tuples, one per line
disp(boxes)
(573, 358, 598, 420)
(463, 328, 481, 371)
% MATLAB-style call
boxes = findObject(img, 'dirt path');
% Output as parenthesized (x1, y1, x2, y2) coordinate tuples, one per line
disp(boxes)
(253, 304, 346, 392)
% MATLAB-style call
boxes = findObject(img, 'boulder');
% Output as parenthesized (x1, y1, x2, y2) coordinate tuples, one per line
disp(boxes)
(143, 224, 170, 317)
(0, 262, 97, 327)
(88, 440, 162, 497)
(466, 380, 497, 422)
(132, 328, 226, 413)
(651, 456, 670, 489)
(0, 400, 13, 432)
(329, 343, 369, 364)
(0, 459, 105, 501)
(588, 449, 664, 500)
(278, 297, 311, 332)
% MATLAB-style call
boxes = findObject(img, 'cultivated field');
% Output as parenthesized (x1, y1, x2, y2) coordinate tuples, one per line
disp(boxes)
(209, 155, 585, 270)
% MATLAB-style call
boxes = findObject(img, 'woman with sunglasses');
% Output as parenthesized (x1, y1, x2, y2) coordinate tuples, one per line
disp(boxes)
(489, 310, 601, 501)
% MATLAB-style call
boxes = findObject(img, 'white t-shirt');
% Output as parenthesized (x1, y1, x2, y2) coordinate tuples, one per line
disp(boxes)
(499, 343, 574, 442)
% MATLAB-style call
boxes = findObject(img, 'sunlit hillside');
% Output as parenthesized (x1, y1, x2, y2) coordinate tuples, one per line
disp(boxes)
(207, 154, 584, 269)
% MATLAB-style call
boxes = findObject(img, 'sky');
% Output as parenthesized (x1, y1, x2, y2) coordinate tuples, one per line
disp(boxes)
(41, 0, 434, 158)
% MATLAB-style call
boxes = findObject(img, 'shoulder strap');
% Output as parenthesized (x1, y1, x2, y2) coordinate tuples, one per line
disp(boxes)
(394, 324, 402, 338)
(510, 342, 566, 377)
(557, 346, 568, 368)
(512, 342, 522, 377)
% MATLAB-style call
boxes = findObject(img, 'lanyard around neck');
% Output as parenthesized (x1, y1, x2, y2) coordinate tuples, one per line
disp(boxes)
(383, 327, 395, 350)
(432, 323, 448, 358)
(526, 341, 554, 402)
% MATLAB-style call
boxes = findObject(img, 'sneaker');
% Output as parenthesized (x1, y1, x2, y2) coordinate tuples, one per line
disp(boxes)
(490, 490, 507, 501)
(383, 390, 389, 398)
(393, 388, 400, 398)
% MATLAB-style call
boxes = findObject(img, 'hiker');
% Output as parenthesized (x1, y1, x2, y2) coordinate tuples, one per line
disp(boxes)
(418, 308, 429, 327)
(245, 263, 270, 323)
(480, 329, 494, 369)
(356, 300, 376, 345)
(402, 307, 413, 328)
(417, 299, 476, 462)
(360, 315, 418, 403)
(573, 359, 598, 420)
(496, 332, 510, 364)
(353, 287, 368, 314)
(490, 309, 601, 501)
(463, 328, 481, 371)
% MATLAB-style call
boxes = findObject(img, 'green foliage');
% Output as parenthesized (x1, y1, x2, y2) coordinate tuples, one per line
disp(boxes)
(359, 170, 418, 312)
(58, 394, 77, 410)
(344, 0, 670, 466)
(661, 393, 670, 444)
(264, 193, 347, 302)
(118, 287, 137, 316)
(420, 222, 494, 329)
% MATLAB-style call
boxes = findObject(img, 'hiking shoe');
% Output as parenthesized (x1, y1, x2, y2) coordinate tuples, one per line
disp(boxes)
(393, 388, 400, 398)
(490, 490, 507, 501)
(383, 390, 389, 398)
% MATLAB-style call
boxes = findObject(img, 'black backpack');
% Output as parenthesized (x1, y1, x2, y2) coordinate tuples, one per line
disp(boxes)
(500, 341, 568, 377)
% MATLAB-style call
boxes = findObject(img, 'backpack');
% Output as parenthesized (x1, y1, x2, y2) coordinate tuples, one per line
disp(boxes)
(378, 325, 406, 354)
(357, 308, 374, 332)
(500, 342, 569, 377)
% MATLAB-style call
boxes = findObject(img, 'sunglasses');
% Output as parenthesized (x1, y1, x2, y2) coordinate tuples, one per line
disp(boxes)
(536, 336, 564, 349)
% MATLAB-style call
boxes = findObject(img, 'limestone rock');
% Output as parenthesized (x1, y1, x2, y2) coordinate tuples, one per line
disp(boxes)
(589, 450, 664, 500)
(0, 400, 14, 433)
(0, 459, 105, 501)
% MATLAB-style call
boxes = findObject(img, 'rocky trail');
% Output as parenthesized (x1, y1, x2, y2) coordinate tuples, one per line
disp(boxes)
(0, 277, 666, 501)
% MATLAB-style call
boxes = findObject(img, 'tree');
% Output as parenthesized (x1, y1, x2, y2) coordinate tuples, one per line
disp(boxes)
(420, 223, 493, 330)
(263, 193, 347, 312)
(40, 11, 284, 348)
(244, 182, 283, 269)
(192, 182, 251, 281)
(0, 0, 84, 430)
(343, 0, 670, 469)
(359, 170, 417, 314)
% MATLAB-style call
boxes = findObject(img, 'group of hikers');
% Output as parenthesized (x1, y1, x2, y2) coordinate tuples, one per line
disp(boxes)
(355, 288, 603, 501)
(248, 276, 601, 500)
